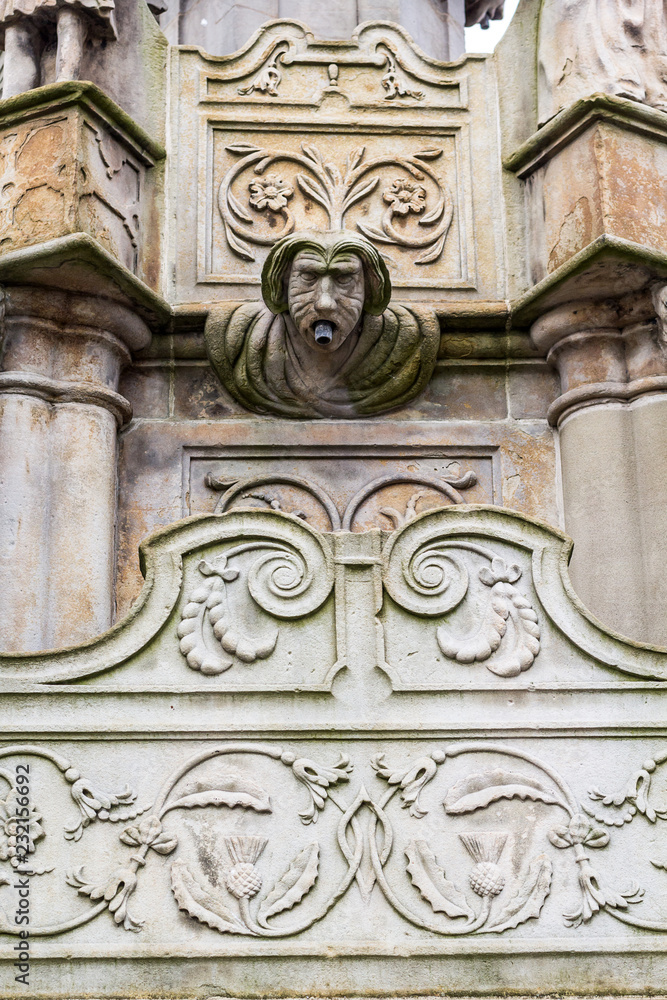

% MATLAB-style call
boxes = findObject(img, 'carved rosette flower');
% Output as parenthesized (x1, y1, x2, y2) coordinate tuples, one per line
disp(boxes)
(382, 178, 427, 216)
(0, 787, 45, 868)
(248, 174, 294, 213)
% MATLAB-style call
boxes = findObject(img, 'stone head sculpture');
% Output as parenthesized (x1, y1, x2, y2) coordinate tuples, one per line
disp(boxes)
(205, 229, 439, 418)
(261, 230, 391, 353)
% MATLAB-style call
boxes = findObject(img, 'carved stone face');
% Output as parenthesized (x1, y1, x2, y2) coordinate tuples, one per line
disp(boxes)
(286, 249, 365, 353)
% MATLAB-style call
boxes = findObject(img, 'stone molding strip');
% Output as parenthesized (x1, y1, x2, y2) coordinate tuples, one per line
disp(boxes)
(547, 374, 667, 426)
(0, 370, 133, 426)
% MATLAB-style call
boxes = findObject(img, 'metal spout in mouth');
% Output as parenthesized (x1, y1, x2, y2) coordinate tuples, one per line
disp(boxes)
(314, 321, 334, 346)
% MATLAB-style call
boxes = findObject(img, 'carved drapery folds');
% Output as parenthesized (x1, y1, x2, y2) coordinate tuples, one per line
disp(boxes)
(538, 0, 667, 123)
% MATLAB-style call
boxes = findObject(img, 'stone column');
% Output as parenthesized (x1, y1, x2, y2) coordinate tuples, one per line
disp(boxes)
(532, 289, 667, 645)
(0, 286, 150, 652)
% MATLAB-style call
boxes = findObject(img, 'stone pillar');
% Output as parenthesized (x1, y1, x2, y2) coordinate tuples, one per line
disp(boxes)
(532, 289, 667, 645)
(0, 286, 150, 652)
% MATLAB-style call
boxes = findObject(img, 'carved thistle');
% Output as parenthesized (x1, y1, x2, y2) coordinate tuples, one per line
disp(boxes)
(205, 230, 440, 419)
(3, 742, 666, 941)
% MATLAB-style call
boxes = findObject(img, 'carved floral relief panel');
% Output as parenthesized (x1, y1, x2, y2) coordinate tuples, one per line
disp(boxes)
(2, 509, 667, 993)
(186, 449, 498, 532)
(205, 126, 471, 292)
(2, 737, 667, 966)
(172, 21, 505, 303)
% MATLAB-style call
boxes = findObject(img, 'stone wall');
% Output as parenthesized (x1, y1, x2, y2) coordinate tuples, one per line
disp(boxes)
(2, 0, 667, 997)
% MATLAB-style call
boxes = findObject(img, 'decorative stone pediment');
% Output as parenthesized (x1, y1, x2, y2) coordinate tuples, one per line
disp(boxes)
(3, 504, 666, 688)
(2, 507, 667, 995)
(171, 19, 505, 305)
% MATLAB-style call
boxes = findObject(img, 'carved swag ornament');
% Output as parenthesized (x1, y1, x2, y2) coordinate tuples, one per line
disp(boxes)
(205, 230, 439, 418)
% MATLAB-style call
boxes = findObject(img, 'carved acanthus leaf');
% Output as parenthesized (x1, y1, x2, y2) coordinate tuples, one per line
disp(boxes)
(257, 843, 319, 924)
(162, 775, 271, 816)
(171, 860, 249, 934)
(405, 840, 474, 920)
(444, 769, 560, 815)
(486, 855, 552, 933)
(436, 557, 541, 677)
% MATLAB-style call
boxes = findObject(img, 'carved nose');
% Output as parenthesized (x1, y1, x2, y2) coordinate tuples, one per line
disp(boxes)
(314, 321, 334, 345)
(315, 281, 336, 313)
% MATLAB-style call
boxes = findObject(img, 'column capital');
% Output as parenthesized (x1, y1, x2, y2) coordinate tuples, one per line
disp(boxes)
(530, 285, 667, 426)
(0, 284, 151, 424)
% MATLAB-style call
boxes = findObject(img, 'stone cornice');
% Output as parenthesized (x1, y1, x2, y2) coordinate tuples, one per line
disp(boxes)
(504, 92, 667, 178)
(0, 80, 166, 164)
(512, 236, 667, 328)
(0, 234, 173, 332)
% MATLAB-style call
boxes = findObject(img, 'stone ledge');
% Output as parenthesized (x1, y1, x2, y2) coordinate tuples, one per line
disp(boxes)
(504, 91, 667, 177)
(0, 79, 166, 163)
(0, 234, 172, 332)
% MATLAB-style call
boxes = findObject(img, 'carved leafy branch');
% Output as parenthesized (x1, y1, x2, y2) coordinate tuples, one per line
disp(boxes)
(218, 142, 453, 265)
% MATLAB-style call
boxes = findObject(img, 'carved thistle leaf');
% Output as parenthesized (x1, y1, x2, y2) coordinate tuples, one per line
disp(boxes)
(163, 775, 271, 815)
(257, 843, 319, 924)
(405, 840, 474, 920)
(444, 769, 559, 815)
(487, 855, 553, 932)
(171, 860, 248, 934)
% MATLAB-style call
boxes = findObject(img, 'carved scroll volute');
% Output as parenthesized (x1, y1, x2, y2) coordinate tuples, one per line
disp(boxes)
(382, 509, 542, 678)
(382, 514, 469, 618)
(177, 510, 335, 675)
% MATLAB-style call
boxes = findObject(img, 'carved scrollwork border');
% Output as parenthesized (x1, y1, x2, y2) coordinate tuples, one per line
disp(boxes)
(381, 506, 667, 681)
(0, 511, 333, 684)
(3, 741, 667, 942)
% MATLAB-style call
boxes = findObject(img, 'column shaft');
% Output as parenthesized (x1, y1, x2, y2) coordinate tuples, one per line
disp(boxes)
(0, 394, 51, 651)
(0, 286, 149, 652)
